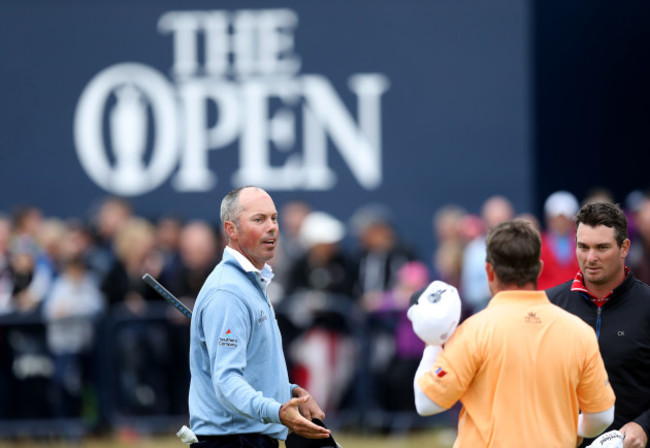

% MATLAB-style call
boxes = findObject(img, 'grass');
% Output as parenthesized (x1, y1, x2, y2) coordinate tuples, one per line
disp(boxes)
(0, 428, 457, 448)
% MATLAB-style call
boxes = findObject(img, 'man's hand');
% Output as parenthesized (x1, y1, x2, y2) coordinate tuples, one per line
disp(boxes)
(619, 422, 648, 448)
(280, 396, 330, 439)
(292, 387, 325, 422)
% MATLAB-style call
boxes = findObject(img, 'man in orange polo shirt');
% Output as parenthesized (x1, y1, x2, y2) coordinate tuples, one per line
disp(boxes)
(413, 219, 616, 447)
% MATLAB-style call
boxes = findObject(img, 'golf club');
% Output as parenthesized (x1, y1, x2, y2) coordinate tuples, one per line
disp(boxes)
(142, 273, 192, 319)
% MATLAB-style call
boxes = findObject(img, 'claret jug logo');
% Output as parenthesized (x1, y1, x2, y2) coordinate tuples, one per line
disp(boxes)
(74, 9, 390, 196)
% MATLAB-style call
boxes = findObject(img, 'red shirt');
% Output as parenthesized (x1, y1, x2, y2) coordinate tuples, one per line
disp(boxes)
(538, 233, 580, 290)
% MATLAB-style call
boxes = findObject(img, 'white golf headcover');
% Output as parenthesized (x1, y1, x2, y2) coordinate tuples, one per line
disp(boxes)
(586, 430, 624, 448)
(407, 280, 462, 346)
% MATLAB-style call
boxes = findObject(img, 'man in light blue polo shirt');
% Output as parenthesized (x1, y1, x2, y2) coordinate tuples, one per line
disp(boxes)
(188, 186, 330, 448)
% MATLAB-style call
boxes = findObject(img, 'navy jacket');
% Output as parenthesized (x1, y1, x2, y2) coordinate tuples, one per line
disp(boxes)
(547, 272, 650, 445)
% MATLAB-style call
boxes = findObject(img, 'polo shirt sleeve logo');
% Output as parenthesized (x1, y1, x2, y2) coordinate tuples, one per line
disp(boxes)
(219, 330, 238, 347)
(435, 366, 448, 378)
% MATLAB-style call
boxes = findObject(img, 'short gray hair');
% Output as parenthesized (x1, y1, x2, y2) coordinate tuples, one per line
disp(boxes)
(221, 187, 244, 225)
(220, 186, 256, 242)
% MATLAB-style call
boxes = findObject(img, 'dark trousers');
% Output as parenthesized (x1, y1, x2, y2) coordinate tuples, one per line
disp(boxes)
(191, 434, 279, 448)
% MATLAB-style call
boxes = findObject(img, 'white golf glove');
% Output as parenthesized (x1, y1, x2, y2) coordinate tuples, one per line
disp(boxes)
(177, 425, 198, 444)
(586, 430, 624, 448)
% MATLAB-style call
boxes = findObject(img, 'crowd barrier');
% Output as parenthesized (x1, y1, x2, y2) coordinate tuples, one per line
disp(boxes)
(0, 295, 451, 440)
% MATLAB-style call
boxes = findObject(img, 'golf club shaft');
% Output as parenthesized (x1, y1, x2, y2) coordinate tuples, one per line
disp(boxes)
(142, 273, 193, 319)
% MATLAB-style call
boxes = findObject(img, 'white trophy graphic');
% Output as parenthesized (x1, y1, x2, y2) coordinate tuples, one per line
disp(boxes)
(109, 84, 148, 189)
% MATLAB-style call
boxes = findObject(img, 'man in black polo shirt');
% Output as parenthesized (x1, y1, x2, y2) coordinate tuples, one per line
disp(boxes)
(547, 201, 650, 448)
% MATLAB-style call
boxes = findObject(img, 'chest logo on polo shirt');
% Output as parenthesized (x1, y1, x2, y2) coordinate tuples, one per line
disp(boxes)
(258, 310, 267, 324)
(524, 312, 542, 324)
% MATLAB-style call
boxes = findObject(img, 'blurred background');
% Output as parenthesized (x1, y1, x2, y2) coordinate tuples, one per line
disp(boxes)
(0, 0, 649, 445)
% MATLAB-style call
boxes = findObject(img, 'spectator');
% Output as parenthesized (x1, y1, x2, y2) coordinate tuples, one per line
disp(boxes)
(628, 191, 650, 285)
(42, 256, 104, 418)
(162, 219, 221, 416)
(100, 217, 162, 311)
(154, 215, 184, 290)
(431, 205, 466, 288)
(9, 242, 40, 314)
(8, 206, 51, 314)
(287, 211, 357, 298)
(58, 220, 102, 283)
(624, 189, 645, 244)
(0, 215, 14, 314)
(87, 196, 133, 282)
(10, 205, 43, 257)
(34, 217, 67, 290)
(365, 261, 429, 412)
(279, 200, 312, 261)
(100, 217, 170, 418)
(350, 203, 417, 310)
(460, 195, 514, 313)
(537, 190, 580, 290)
(284, 211, 358, 414)
(582, 186, 615, 206)
(269, 200, 312, 303)
(173, 221, 222, 299)
(516, 212, 542, 231)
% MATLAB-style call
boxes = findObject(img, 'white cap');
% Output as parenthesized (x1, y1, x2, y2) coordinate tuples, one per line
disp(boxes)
(407, 280, 462, 346)
(299, 211, 345, 248)
(586, 430, 624, 448)
(544, 190, 579, 218)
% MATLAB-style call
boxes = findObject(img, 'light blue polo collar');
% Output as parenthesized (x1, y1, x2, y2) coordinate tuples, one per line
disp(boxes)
(224, 246, 274, 292)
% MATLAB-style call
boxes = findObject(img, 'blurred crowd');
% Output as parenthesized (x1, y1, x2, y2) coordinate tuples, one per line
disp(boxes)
(1, 187, 650, 433)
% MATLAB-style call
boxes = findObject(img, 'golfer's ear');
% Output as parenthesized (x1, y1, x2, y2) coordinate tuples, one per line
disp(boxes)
(224, 221, 238, 241)
(485, 262, 495, 282)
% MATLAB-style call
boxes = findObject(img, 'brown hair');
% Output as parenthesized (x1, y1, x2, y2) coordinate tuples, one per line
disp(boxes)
(574, 201, 628, 247)
(486, 219, 542, 287)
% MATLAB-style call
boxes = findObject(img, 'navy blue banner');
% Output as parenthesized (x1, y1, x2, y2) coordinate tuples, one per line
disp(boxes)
(0, 0, 530, 260)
